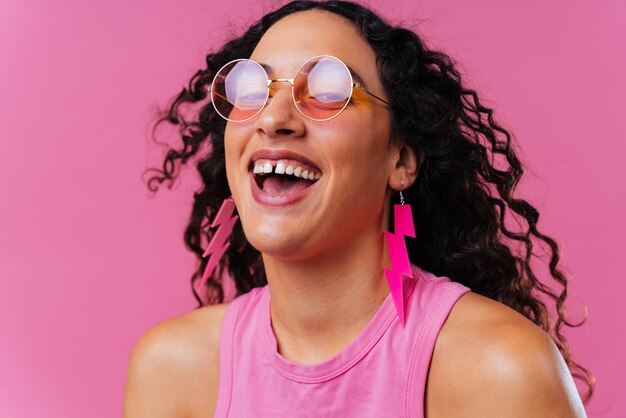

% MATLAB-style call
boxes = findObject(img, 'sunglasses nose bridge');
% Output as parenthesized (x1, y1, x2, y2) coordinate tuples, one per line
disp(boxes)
(266, 77, 297, 105)
(267, 78, 295, 91)
(268, 77, 293, 83)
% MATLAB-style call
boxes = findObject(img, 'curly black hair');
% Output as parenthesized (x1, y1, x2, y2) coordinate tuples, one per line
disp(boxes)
(143, 0, 595, 404)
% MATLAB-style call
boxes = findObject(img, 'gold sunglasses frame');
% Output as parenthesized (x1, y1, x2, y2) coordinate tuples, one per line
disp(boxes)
(207, 54, 390, 122)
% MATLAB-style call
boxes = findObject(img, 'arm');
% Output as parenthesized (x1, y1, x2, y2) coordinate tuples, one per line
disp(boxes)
(123, 324, 193, 418)
(426, 293, 587, 417)
(123, 306, 223, 418)
(468, 328, 587, 417)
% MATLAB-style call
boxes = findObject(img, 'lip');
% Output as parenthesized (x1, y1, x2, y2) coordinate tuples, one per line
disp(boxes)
(248, 148, 321, 172)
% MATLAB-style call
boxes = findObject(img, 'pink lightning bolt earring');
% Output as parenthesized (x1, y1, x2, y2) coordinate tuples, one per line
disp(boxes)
(194, 197, 239, 295)
(384, 178, 415, 328)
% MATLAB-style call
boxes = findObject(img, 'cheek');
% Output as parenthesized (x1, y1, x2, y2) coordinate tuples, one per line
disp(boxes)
(223, 125, 246, 189)
(322, 116, 392, 174)
(316, 121, 393, 218)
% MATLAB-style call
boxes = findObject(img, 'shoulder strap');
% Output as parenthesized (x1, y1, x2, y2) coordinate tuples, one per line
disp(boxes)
(213, 291, 247, 416)
(405, 269, 471, 417)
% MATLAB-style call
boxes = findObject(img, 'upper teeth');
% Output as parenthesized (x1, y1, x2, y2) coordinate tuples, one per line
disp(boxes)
(252, 160, 321, 181)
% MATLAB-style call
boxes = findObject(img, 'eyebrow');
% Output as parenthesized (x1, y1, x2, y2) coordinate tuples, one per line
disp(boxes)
(258, 61, 370, 88)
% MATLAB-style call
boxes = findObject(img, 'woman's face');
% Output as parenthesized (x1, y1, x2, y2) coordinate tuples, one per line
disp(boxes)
(224, 10, 398, 260)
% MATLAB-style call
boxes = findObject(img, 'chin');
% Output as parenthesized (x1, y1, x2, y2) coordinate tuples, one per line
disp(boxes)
(243, 225, 315, 261)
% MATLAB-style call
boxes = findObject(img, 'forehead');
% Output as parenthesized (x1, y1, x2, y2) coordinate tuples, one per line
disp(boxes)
(250, 10, 379, 83)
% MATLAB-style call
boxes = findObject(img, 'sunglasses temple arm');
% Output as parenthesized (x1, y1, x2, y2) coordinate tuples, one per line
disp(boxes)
(355, 83, 391, 106)
(208, 87, 231, 104)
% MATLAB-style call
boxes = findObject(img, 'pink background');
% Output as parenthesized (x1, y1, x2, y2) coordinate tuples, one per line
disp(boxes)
(1, 0, 624, 416)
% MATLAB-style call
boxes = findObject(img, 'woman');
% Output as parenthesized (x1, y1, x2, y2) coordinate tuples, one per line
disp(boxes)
(124, 1, 594, 416)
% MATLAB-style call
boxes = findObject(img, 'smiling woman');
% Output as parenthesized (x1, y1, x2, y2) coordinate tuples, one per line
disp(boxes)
(125, 1, 594, 417)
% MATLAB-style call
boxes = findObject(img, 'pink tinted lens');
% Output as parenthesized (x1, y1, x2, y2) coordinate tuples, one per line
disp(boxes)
(294, 56, 353, 120)
(211, 59, 269, 121)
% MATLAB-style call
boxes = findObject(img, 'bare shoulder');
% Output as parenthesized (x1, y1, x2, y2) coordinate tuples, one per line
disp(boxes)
(425, 291, 586, 418)
(123, 303, 229, 418)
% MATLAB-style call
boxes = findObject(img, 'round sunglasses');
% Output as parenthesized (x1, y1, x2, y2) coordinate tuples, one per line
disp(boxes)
(207, 55, 390, 122)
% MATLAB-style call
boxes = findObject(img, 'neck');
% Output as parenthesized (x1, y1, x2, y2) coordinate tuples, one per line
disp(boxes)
(262, 226, 391, 364)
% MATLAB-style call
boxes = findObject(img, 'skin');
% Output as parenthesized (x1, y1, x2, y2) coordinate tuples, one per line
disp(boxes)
(123, 10, 587, 418)
(223, 9, 418, 363)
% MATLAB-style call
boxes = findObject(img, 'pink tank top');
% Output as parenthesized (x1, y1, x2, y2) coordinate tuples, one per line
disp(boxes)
(213, 265, 471, 417)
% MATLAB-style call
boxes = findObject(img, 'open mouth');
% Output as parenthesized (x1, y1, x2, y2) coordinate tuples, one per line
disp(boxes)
(250, 158, 322, 201)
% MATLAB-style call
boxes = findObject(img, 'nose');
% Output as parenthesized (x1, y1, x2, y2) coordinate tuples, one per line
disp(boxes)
(253, 81, 306, 139)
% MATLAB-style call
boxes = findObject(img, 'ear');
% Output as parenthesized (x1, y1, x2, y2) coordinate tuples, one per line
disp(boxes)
(388, 142, 423, 191)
